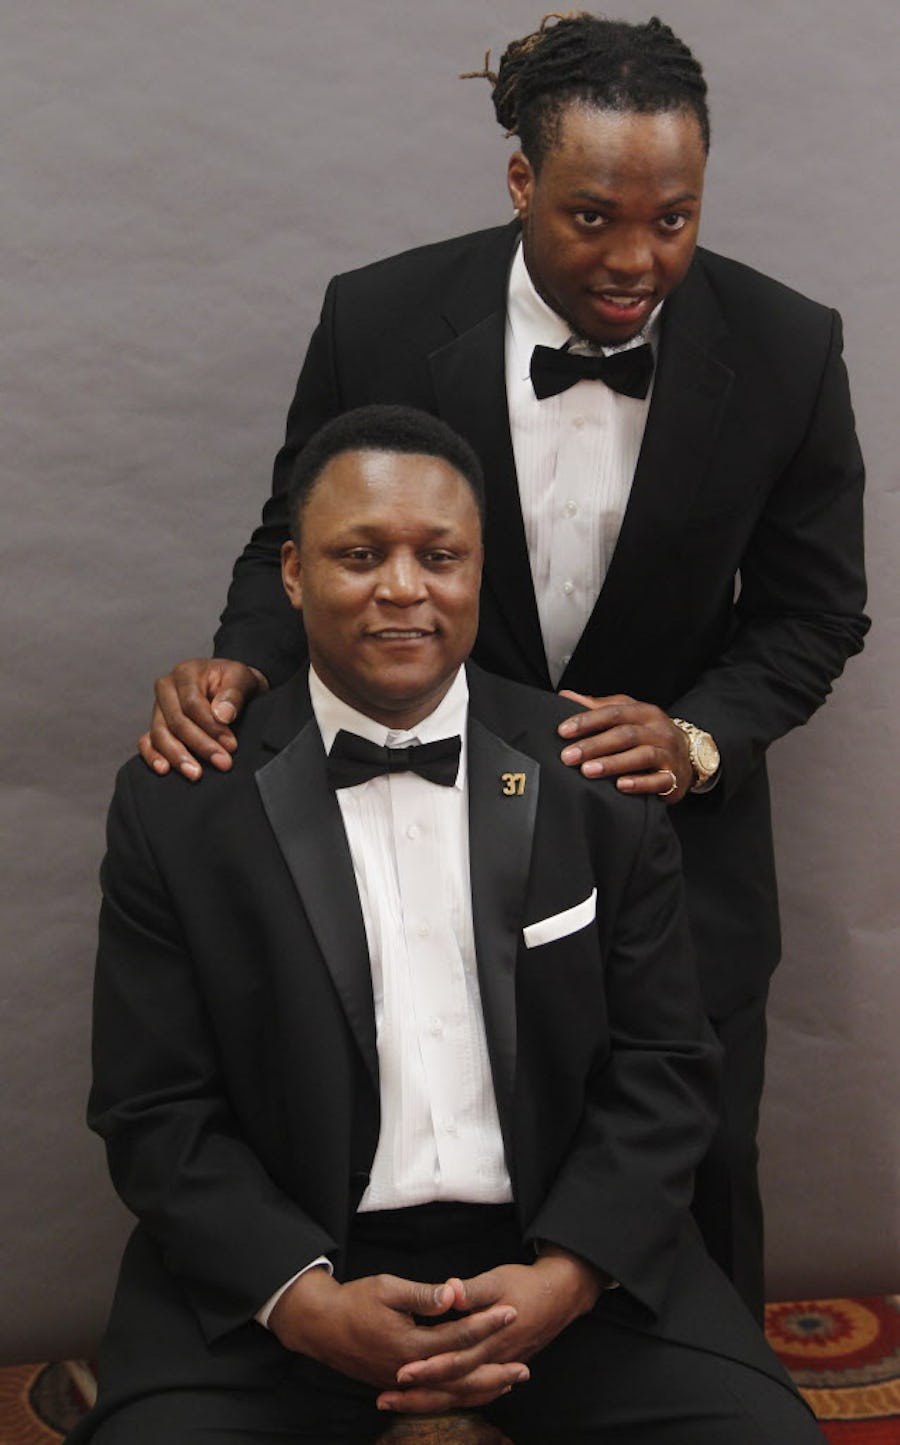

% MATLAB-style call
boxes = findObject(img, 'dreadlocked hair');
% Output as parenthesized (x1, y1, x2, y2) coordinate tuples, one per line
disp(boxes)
(462, 12, 709, 168)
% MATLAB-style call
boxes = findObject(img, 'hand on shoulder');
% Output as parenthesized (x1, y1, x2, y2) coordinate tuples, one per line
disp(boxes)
(137, 658, 267, 781)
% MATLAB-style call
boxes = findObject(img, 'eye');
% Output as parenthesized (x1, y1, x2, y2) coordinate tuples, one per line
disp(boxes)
(575, 210, 607, 229)
(343, 547, 380, 565)
(422, 549, 458, 566)
(659, 212, 689, 232)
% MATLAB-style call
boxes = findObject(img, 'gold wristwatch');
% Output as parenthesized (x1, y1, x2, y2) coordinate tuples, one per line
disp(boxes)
(670, 718, 721, 792)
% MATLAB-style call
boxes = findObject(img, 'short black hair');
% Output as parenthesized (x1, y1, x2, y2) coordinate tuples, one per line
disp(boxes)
(464, 12, 709, 169)
(287, 405, 486, 543)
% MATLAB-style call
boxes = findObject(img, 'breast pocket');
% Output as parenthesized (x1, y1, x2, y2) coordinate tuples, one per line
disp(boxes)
(522, 889, 597, 949)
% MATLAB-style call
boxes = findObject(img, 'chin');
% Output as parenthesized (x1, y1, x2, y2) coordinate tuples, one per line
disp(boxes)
(360, 678, 441, 719)
(578, 315, 645, 346)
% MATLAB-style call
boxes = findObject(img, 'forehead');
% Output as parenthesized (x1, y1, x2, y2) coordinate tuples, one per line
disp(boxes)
(542, 104, 707, 192)
(303, 448, 480, 534)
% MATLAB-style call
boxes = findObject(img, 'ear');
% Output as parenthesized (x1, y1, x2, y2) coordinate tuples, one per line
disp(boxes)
(507, 149, 534, 218)
(281, 539, 303, 611)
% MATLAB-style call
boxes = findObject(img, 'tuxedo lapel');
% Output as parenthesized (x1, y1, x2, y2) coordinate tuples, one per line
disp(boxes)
(255, 709, 378, 1089)
(428, 225, 549, 687)
(465, 704, 540, 1146)
(562, 253, 735, 687)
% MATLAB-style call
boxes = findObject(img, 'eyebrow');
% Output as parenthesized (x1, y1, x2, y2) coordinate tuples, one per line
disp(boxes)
(333, 521, 458, 540)
(571, 189, 699, 209)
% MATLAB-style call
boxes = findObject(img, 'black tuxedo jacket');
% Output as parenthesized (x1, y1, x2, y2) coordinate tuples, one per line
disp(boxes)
(84, 665, 783, 1429)
(213, 224, 868, 1014)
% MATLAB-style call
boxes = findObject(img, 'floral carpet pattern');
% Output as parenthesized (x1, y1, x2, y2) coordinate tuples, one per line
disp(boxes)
(764, 1295, 899, 1443)
(0, 1298, 896, 1442)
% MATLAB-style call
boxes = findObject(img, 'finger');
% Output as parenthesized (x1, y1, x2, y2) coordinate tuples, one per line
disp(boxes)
(557, 689, 601, 710)
(559, 690, 632, 708)
(559, 708, 652, 750)
(441, 1276, 468, 1313)
(376, 1275, 457, 1318)
(403, 1303, 518, 1372)
(149, 698, 234, 775)
(378, 1363, 530, 1414)
(210, 690, 245, 726)
(208, 663, 265, 725)
(447, 1272, 499, 1315)
(618, 768, 685, 801)
(399, 1308, 518, 1387)
(171, 678, 238, 749)
(138, 732, 171, 776)
(144, 708, 204, 781)
(558, 693, 636, 738)
(156, 666, 238, 748)
(578, 744, 663, 779)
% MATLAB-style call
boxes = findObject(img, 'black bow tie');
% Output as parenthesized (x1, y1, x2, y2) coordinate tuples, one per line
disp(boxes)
(327, 729, 461, 790)
(530, 342, 654, 401)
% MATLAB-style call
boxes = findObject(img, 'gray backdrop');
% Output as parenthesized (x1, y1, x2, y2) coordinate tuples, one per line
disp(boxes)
(2, 0, 897, 1362)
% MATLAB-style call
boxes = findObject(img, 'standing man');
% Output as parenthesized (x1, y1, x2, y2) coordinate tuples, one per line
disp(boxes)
(138, 15, 868, 1319)
(74, 406, 826, 1443)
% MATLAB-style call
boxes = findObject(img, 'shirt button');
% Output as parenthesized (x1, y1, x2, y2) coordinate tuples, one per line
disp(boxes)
(563, 580, 575, 596)
(417, 921, 430, 938)
(561, 653, 572, 667)
(443, 1117, 458, 1136)
(564, 499, 578, 517)
(428, 1017, 444, 1038)
(406, 823, 420, 840)
(572, 415, 585, 429)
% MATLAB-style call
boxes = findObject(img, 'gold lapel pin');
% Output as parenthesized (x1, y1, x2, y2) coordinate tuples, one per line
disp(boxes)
(501, 771, 526, 796)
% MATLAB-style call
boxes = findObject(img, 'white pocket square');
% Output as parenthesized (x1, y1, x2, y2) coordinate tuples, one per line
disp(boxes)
(522, 889, 597, 949)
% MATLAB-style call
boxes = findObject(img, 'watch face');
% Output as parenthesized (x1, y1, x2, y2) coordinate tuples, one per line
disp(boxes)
(695, 733, 720, 775)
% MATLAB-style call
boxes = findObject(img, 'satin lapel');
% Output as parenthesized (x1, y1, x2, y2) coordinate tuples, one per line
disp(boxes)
(429, 226, 549, 688)
(255, 720, 378, 1089)
(564, 254, 735, 681)
(466, 713, 539, 1146)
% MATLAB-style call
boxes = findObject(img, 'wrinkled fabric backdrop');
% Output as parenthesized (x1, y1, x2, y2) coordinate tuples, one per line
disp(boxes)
(2, 0, 897, 1361)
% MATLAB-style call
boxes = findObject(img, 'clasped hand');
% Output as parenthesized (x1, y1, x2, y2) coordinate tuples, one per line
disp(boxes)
(269, 1248, 603, 1415)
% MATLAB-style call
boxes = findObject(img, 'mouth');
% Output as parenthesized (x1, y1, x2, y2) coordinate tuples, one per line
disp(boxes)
(587, 290, 655, 326)
(368, 628, 435, 642)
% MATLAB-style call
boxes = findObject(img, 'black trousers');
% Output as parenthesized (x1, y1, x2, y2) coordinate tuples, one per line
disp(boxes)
(87, 1203, 824, 1445)
(692, 990, 769, 1323)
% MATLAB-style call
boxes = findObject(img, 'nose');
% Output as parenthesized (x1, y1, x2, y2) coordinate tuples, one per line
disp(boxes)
(597, 226, 654, 283)
(374, 553, 427, 605)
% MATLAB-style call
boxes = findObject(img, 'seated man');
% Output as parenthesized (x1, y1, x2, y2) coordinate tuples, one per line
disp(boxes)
(71, 406, 824, 1444)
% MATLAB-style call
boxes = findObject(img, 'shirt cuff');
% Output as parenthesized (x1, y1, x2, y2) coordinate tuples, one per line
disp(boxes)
(255, 1255, 333, 1328)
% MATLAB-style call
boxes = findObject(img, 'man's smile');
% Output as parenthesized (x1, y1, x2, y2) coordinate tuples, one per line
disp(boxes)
(368, 627, 436, 640)
(586, 289, 655, 327)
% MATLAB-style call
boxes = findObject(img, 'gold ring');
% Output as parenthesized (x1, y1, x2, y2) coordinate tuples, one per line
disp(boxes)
(659, 769, 678, 798)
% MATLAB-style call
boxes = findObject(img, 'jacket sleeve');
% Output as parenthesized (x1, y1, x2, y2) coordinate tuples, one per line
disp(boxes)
(211, 280, 345, 685)
(89, 766, 336, 1343)
(524, 797, 721, 1316)
(670, 310, 868, 807)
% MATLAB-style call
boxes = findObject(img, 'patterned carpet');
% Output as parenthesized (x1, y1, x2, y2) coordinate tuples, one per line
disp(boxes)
(764, 1296, 900, 1443)
(0, 1297, 897, 1442)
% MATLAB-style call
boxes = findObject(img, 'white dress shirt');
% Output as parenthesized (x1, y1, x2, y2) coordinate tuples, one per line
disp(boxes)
(506, 241, 662, 686)
(256, 667, 513, 1327)
(310, 666, 511, 1212)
